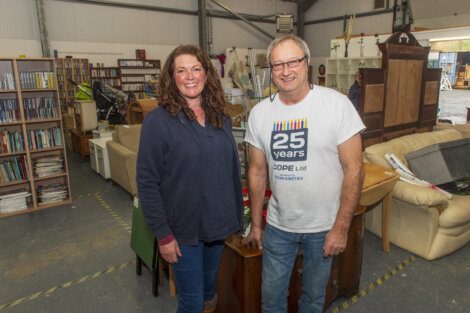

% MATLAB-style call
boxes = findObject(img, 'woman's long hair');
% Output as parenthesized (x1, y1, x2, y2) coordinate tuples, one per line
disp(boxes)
(158, 45, 227, 128)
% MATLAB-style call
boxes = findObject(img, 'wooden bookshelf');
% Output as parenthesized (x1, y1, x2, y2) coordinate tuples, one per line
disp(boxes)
(0, 58, 72, 218)
(55, 58, 90, 108)
(90, 66, 121, 89)
(118, 59, 160, 99)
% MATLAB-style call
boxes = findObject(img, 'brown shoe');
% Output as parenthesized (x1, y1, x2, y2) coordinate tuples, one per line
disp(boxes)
(203, 293, 217, 313)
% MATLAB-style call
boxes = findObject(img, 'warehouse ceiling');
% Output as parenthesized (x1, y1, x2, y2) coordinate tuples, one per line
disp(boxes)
(410, 0, 470, 20)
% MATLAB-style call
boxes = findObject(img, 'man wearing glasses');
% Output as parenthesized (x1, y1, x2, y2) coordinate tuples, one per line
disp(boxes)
(243, 35, 365, 313)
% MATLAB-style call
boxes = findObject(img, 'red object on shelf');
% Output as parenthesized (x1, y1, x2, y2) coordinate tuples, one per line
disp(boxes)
(135, 49, 146, 60)
(242, 187, 271, 224)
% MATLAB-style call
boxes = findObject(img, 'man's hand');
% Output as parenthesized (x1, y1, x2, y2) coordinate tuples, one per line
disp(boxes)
(159, 239, 182, 264)
(323, 226, 348, 257)
(241, 225, 263, 249)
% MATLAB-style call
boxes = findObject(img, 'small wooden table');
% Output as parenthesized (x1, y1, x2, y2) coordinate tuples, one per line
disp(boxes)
(216, 163, 398, 313)
(360, 163, 399, 252)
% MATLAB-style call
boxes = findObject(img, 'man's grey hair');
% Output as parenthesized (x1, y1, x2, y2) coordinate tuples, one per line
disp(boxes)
(266, 35, 311, 65)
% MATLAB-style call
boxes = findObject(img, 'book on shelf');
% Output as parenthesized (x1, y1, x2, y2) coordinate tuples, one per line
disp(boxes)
(0, 130, 24, 153)
(91, 68, 119, 77)
(27, 127, 62, 150)
(0, 156, 28, 183)
(33, 156, 64, 177)
(0, 73, 15, 91)
(23, 97, 58, 120)
(0, 189, 31, 213)
(19, 72, 56, 89)
(37, 183, 68, 204)
(0, 99, 20, 123)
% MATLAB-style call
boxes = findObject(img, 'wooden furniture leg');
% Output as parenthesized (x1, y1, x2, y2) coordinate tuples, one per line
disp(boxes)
(382, 191, 393, 252)
(152, 249, 159, 297)
(169, 264, 177, 297)
(136, 255, 142, 275)
(158, 255, 164, 287)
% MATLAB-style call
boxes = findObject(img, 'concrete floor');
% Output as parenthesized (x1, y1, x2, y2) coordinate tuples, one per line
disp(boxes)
(0, 152, 469, 313)
(438, 89, 470, 122)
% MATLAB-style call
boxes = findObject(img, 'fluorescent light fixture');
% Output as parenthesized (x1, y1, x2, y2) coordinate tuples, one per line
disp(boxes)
(429, 36, 470, 42)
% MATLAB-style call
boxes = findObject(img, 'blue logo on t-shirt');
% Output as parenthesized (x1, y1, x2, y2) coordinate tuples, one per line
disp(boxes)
(270, 119, 308, 162)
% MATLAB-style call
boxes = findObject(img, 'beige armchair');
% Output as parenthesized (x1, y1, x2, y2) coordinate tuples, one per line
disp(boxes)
(363, 129, 470, 260)
(106, 125, 141, 195)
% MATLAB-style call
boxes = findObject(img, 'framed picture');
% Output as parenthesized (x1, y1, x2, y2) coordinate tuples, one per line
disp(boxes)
(135, 49, 146, 60)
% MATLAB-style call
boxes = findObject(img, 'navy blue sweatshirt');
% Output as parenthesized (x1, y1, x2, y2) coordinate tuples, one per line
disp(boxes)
(136, 107, 244, 245)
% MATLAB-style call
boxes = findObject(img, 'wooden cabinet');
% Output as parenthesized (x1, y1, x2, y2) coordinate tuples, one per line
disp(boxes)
(126, 98, 158, 125)
(216, 164, 396, 313)
(69, 128, 93, 160)
(0, 58, 71, 218)
(216, 235, 303, 313)
(360, 31, 441, 147)
(118, 59, 160, 99)
(216, 208, 365, 313)
(324, 207, 366, 309)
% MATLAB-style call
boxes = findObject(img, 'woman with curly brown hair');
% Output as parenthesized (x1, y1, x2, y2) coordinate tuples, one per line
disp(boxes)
(136, 45, 244, 313)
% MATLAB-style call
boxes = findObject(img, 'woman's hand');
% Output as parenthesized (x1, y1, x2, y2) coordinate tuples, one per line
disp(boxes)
(159, 239, 182, 264)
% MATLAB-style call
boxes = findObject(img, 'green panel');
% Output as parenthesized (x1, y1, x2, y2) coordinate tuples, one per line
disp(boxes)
(130, 201, 156, 269)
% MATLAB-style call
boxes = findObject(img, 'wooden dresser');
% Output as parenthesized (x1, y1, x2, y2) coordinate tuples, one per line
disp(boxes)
(216, 163, 398, 313)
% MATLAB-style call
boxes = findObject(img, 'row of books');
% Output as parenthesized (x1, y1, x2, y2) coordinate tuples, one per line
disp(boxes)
(0, 73, 15, 90)
(120, 68, 159, 75)
(19, 71, 56, 89)
(0, 189, 31, 213)
(1, 130, 24, 154)
(122, 84, 144, 92)
(0, 156, 28, 183)
(26, 127, 62, 151)
(91, 68, 119, 77)
(0, 99, 20, 123)
(33, 155, 64, 177)
(37, 183, 68, 204)
(23, 97, 58, 120)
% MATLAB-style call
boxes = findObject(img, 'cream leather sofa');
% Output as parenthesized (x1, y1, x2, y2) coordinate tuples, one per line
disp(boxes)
(363, 129, 470, 260)
(106, 124, 141, 195)
(434, 122, 470, 138)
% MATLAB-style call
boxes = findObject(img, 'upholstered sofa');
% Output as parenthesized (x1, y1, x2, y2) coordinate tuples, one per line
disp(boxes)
(106, 124, 142, 195)
(364, 129, 470, 260)
(434, 122, 470, 138)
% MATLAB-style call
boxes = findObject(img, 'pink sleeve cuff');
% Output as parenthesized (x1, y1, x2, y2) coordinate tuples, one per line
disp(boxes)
(158, 234, 175, 246)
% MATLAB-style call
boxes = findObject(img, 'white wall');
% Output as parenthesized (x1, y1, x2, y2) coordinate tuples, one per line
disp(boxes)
(3, 0, 469, 71)
(0, 0, 296, 66)
(304, 0, 393, 58)
(303, 0, 392, 84)
(414, 13, 470, 30)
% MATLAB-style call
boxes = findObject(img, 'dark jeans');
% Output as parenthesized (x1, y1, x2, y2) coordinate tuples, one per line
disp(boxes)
(172, 240, 225, 313)
(262, 224, 332, 313)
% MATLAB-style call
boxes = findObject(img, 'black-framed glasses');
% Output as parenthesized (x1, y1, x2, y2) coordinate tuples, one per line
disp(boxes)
(270, 56, 307, 71)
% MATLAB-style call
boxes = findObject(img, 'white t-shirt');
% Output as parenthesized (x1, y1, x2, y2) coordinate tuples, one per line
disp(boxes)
(245, 86, 365, 233)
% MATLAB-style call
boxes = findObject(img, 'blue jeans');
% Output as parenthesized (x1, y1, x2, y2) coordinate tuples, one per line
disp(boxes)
(172, 240, 225, 313)
(262, 224, 332, 313)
